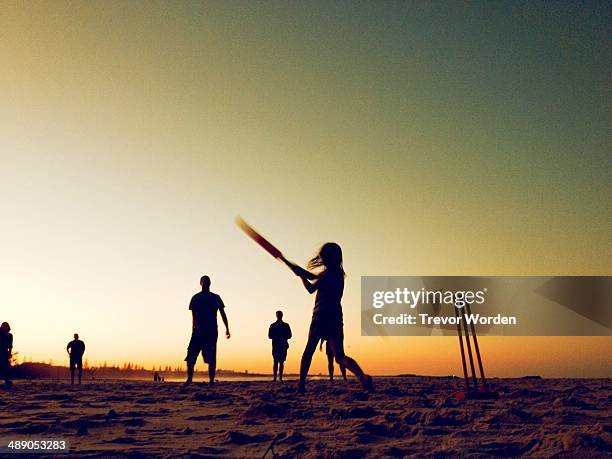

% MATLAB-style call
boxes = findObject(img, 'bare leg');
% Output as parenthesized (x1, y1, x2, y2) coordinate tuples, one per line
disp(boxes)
(208, 357, 216, 385)
(279, 362, 284, 381)
(328, 336, 373, 391)
(2, 362, 11, 387)
(340, 363, 347, 381)
(77, 362, 82, 385)
(70, 362, 75, 385)
(185, 363, 194, 384)
(327, 352, 334, 381)
(298, 331, 320, 392)
(273, 360, 278, 382)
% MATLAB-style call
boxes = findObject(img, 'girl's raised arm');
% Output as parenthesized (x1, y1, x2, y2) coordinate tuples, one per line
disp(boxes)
(300, 276, 317, 294)
(281, 256, 318, 280)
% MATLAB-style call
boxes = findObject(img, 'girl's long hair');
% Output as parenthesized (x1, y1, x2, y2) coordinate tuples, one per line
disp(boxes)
(307, 242, 345, 275)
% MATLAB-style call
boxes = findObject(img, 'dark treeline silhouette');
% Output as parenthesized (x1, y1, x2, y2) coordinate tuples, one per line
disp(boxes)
(9, 362, 265, 381)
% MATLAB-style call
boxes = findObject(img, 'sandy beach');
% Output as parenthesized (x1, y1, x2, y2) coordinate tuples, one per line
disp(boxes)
(0, 376, 610, 457)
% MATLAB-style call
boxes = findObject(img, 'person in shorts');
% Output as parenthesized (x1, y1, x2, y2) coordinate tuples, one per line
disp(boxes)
(268, 310, 292, 382)
(184, 275, 230, 386)
(66, 333, 86, 385)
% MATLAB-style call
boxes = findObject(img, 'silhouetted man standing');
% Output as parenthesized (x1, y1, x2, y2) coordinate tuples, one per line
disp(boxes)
(185, 275, 230, 386)
(0, 322, 13, 387)
(268, 311, 292, 382)
(66, 333, 85, 385)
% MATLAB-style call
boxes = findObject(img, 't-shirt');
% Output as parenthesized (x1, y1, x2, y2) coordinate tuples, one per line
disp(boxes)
(268, 321, 292, 349)
(68, 339, 85, 359)
(313, 268, 344, 317)
(189, 291, 225, 334)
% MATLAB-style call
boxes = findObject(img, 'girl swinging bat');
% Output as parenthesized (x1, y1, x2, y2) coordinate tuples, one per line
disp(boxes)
(283, 243, 373, 393)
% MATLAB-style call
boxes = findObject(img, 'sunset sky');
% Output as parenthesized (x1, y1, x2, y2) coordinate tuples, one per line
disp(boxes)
(1, 1, 610, 377)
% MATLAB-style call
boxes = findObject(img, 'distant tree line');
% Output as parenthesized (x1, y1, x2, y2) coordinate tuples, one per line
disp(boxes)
(10, 361, 263, 380)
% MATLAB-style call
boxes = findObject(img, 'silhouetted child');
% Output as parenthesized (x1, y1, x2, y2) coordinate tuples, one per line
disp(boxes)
(66, 333, 86, 385)
(283, 243, 373, 393)
(268, 310, 292, 382)
(0, 322, 13, 387)
(320, 339, 347, 382)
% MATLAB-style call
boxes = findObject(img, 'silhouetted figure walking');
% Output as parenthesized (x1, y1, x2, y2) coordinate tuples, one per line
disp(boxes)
(185, 275, 230, 386)
(66, 333, 85, 385)
(268, 310, 292, 382)
(320, 339, 347, 381)
(283, 243, 373, 393)
(0, 322, 13, 388)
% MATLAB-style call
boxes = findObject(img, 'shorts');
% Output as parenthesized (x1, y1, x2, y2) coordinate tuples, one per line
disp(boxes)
(70, 358, 83, 369)
(310, 311, 344, 341)
(272, 346, 288, 362)
(185, 331, 218, 365)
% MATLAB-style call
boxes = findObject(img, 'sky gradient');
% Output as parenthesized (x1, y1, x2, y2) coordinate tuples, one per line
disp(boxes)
(1, 1, 610, 377)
